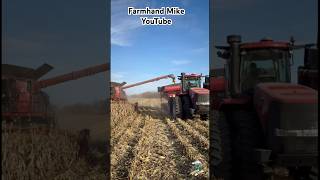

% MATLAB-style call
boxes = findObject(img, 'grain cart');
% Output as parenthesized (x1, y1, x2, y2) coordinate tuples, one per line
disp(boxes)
(209, 35, 318, 180)
(2, 63, 109, 127)
(158, 73, 209, 120)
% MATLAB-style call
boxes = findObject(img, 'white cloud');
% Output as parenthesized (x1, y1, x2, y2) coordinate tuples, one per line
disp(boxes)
(111, 18, 140, 46)
(171, 60, 192, 65)
(111, 0, 151, 46)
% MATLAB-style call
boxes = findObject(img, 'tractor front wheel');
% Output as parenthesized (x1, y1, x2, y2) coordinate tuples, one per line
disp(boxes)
(182, 96, 192, 119)
(210, 110, 232, 180)
(231, 110, 264, 180)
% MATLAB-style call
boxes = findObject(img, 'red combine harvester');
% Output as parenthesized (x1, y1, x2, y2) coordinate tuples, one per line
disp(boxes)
(209, 35, 318, 180)
(111, 74, 176, 101)
(2, 63, 109, 127)
(158, 73, 209, 120)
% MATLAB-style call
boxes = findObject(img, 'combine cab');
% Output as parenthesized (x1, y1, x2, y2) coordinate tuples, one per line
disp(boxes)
(209, 35, 318, 180)
(2, 63, 109, 127)
(159, 73, 209, 120)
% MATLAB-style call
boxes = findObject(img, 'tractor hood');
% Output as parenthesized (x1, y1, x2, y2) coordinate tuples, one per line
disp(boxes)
(254, 83, 317, 104)
(189, 88, 210, 104)
(190, 87, 209, 95)
(254, 83, 318, 156)
(254, 82, 318, 134)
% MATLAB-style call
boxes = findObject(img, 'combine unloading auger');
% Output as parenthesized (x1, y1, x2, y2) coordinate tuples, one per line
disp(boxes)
(111, 74, 175, 100)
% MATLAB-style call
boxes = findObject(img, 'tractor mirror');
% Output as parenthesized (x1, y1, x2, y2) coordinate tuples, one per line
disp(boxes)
(304, 47, 318, 68)
(289, 50, 294, 66)
(217, 51, 230, 59)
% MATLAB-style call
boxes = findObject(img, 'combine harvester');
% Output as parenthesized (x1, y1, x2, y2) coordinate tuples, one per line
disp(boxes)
(158, 73, 210, 120)
(209, 35, 318, 180)
(111, 74, 176, 101)
(2, 63, 109, 127)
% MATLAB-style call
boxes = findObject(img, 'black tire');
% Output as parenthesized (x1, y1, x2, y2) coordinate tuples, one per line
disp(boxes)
(309, 166, 318, 180)
(210, 110, 232, 180)
(231, 110, 264, 180)
(181, 96, 192, 119)
(200, 114, 209, 121)
(168, 97, 175, 119)
(289, 166, 318, 180)
(174, 96, 183, 119)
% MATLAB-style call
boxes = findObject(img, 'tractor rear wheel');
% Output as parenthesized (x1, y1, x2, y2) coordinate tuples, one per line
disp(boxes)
(168, 97, 175, 119)
(231, 110, 264, 180)
(182, 96, 192, 119)
(174, 96, 183, 119)
(210, 110, 232, 180)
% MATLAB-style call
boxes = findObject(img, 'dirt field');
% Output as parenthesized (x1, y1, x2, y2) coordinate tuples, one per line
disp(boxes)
(111, 98, 209, 179)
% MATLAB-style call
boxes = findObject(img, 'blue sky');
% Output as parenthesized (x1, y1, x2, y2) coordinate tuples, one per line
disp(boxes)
(111, 0, 209, 95)
(3, 0, 317, 105)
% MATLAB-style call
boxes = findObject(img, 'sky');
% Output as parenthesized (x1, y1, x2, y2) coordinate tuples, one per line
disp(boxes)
(2, 0, 317, 105)
(212, 0, 318, 82)
(2, 0, 108, 106)
(111, 0, 209, 95)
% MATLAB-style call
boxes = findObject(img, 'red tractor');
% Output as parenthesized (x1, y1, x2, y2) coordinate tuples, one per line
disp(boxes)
(2, 63, 109, 127)
(158, 73, 209, 120)
(209, 35, 318, 179)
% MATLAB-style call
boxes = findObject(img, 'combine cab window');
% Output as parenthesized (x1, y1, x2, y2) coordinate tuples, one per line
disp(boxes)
(240, 49, 290, 92)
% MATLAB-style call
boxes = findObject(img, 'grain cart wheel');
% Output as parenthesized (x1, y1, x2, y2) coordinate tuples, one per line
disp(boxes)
(182, 96, 192, 119)
(231, 110, 264, 180)
(210, 110, 232, 180)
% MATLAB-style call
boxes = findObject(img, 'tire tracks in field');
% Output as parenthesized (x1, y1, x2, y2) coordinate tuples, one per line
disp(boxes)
(135, 106, 195, 178)
(111, 114, 146, 179)
(112, 104, 209, 179)
(111, 112, 138, 151)
(128, 117, 185, 179)
(176, 119, 209, 160)
(187, 120, 209, 139)
(143, 107, 209, 179)
(165, 118, 209, 178)
(168, 118, 209, 162)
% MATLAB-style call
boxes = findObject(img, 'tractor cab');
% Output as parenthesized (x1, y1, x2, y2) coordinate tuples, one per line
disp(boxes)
(178, 73, 202, 93)
(217, 36, 293, 96)
(239, 40, 292, 93)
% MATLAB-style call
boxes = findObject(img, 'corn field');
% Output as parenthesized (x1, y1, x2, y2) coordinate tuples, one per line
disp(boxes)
(1, 124, 106, 180)
(111, 99, 209, 179)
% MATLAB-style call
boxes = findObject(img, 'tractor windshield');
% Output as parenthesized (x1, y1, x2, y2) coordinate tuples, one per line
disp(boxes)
(184, 77, 201, 91)
(240, 49, 290, 92)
